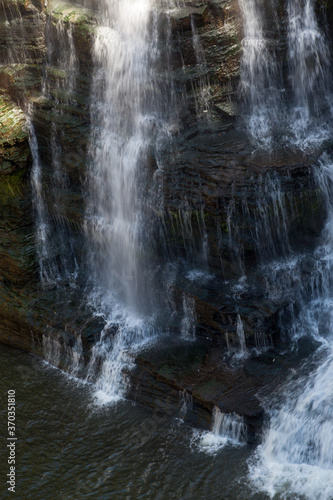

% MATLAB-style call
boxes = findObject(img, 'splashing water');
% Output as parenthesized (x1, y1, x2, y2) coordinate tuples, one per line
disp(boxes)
(84, 0, 168, 402)
(287, 0, 333, 149)
(85, 297, 158, 404)
(238, 0, 282, 148)
(249, 154, 333, 499)
(197, 406, 247, 454)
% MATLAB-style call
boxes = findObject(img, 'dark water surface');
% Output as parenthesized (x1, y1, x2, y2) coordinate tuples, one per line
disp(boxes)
(0, 343, 264, 499)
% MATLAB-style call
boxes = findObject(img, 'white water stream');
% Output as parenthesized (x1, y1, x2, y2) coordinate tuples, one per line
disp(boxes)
(29, 0, 333, 495)
(238, 0, 281, 148)
(237, 1, 333, 496)
(248, 154, 333, 499)
(85, 0, 166, 401)
(239, 0, 333, 149)
(287, 0, 333, 149)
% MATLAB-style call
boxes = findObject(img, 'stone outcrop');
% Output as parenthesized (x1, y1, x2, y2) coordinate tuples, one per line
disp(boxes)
(0, 0, 331, 435)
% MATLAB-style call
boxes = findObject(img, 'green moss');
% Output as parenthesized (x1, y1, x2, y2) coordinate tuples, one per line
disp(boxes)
(47, 0, 96, 26)
(0, 169, 26, 204)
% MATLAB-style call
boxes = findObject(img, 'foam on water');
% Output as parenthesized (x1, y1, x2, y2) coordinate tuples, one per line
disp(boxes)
(248, 154, 333, 498)
(195, 407, 247, 454)
(249, 345, 333, 500)
(84, 288, 159, 403)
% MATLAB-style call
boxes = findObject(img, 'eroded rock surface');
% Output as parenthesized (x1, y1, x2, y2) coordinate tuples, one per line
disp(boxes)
(0, 0, 331, 433)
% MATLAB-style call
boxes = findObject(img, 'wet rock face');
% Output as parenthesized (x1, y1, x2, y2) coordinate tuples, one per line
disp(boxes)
(0, 0, 331, 431)
(163, 0, 241, 122)
(0, 95, 34, 285)
(0, 0, 329, 349)
(0, 0, 97, 354)
(0, 0, 245, 352)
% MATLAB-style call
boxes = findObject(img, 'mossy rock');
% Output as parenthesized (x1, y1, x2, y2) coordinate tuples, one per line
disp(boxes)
(0, 94, 31, 175)
(46, 0, 96, 27)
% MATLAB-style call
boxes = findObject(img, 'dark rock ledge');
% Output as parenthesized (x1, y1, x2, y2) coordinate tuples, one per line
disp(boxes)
(129, 335, 320, 443)
(0, 0, 331, 441)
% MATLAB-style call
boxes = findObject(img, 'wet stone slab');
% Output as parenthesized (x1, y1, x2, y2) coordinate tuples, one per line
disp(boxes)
(129, 335, 320, 444)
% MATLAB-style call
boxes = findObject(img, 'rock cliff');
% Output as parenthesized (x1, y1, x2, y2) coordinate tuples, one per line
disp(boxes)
(0, 0, 331, 436)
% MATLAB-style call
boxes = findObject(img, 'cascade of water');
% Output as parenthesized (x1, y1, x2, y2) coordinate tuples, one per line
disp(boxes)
(167, 207, 209, 269)
(254, 330, 273, 352)
(44, 18, 78, 99)
(43, 333, 84, 377)
(236, 314, 247, 354)
(249, 154, 333, 499)
(287, 0, 333, 148)
(212, 407, 246, 442)
(84, 0, 174, 402)
(178, 389, 193, 420)
(1, 1, 42, 64)
(43, 334, 61, 368)
(238, 0, 282, 148)
(29, 119, 52, 283)
(87, 0, 157, 311)
(28, 14, 81, 286)
(198, 406, 247, 452)
(253, 173, 291, 260)
(85, 306, 158, 402)
(180, 294, 196, 340)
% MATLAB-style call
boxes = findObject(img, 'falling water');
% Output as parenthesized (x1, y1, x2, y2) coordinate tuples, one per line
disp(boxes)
(44, 18, 78, 99)
(178, 389, 193, 421)
(43, 332, 84, 378)
(180, 294, 196, 340)
(236, 2, 333, 492)
(238, 0, 282, 148)
(239, 0, 333, 150)
(87, 0, 157, 310)
(236, 314, 247, 355)
(29, 119, 52, 283)
(84, 0, 167, 401)
(249, 154, 333, 499)
(28, 13, 81, 286)
(198, 406, 247, 453)
(287, 0, 333, 148)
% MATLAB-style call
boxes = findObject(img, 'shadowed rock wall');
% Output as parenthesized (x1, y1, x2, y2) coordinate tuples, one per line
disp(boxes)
(0, 0, 331, 432)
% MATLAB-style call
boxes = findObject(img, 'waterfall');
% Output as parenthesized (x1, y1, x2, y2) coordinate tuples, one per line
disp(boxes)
(249, 154, 333, 499)
(239, 0, 333, 149)
(198, 406, 247, 453)
(237, 3, 333, 494)
(28, 13, 81, 286)
(238, 0, 282, 148)
(178, 389, 193, 421)
(85, 0, 168, 402)
(180, 294, 196, 340)
(44, 18, 78, 99)
(29, 120, 52, 283)
(236, 314, 247, 355)
(43, 332, 84, 377)
(287, 0, 333, 148)
(87, 0, 156, 311)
